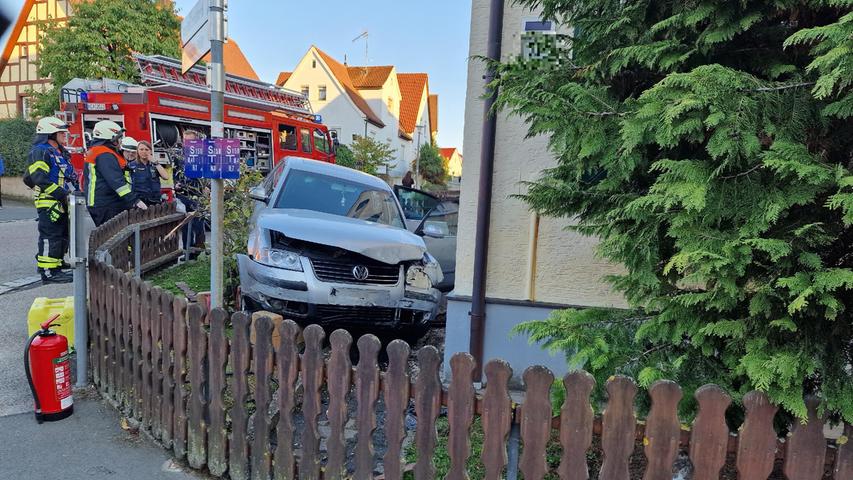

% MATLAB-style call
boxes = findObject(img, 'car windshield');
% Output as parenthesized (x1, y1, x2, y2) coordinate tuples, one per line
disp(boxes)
(275, 169, 405, 229)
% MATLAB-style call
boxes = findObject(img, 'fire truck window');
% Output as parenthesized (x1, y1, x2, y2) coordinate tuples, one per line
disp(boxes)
(300, 128, 312, 153)
(313, 129, 330, 154)
(279, 125, 297, 151)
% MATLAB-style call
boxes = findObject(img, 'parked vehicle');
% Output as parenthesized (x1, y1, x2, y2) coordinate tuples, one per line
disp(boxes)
(237, 158, 443, 333)
(394, 186, 458, 292)
(58, 54, 335, 201)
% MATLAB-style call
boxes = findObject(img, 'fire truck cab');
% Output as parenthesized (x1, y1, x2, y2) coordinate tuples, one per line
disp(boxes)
(58, 54, 335, 196)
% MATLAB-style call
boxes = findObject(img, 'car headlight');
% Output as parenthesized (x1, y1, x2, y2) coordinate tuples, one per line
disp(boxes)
(406, 265, 433, 290)
(255, 248, 303, 271)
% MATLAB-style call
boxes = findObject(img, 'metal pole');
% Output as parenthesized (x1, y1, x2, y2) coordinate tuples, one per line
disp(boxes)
(209, 0, 226, 309)
(70, 192, 88, 387)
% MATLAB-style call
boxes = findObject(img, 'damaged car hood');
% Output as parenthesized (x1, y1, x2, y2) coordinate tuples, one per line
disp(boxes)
(257, 209, 426, 265)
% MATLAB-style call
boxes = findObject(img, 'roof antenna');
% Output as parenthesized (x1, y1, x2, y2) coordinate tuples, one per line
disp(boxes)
(352, 30, 369, 65)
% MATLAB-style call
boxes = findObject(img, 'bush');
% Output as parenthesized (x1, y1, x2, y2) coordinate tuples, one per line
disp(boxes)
(413, 143, 447, 187)
(0, 118, 37, 176)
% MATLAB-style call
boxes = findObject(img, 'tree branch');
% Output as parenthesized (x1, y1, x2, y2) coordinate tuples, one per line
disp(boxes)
(719, 164, 763, 179)
(754, 82, 815, 92)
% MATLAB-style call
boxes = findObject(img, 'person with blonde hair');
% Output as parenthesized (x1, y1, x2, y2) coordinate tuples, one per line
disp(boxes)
(129, 140, 168, 204)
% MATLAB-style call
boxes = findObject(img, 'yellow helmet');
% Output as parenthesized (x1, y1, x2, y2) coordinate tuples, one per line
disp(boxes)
(36, 117, 69, 135)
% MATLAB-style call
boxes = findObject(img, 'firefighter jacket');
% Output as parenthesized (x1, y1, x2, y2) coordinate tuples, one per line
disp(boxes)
(83, 140, 138, 209)
(26, 139, 77, 210)
(128, 160, 162, 204)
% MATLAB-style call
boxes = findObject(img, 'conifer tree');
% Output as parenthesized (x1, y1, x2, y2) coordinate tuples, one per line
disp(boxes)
(499, 0, 853, 420)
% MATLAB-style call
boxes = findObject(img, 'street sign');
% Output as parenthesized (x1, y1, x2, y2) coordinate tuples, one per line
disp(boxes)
(183, 138, 241, 180)
(181, 0, 210, 74)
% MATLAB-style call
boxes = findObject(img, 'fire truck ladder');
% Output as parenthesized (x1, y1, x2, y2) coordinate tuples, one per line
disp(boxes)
(133, 53, 314, 116)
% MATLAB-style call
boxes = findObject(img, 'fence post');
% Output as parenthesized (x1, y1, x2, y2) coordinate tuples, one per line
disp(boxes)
(134, 224, 142, 278)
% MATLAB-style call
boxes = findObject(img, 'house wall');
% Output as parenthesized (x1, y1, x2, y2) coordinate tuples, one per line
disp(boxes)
(284, 49, 373, 152)
(0, 0, 73, 119)
(443, 0, 628, 380)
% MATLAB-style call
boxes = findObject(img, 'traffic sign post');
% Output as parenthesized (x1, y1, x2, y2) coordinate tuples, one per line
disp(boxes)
(181, 0, 227, 308)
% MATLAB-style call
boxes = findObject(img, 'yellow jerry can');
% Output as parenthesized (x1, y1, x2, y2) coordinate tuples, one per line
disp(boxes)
(28, 297, 75, 349)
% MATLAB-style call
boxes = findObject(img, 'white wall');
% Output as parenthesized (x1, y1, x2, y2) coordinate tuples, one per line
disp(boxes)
(455, 0, 628, 307)
(284, 49, 373, 149)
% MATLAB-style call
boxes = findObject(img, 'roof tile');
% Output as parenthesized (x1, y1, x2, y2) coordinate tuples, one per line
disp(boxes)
(397, 73, 429, 136)
(348, 66, 394, 89)
(313, 47, 385, 128)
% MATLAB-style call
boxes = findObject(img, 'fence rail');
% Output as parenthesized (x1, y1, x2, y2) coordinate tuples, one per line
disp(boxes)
(88, 203, 183, 274)
(86, 260, 853, 480)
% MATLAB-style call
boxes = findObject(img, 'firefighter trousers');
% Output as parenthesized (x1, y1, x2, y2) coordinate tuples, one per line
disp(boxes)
(36, 205, 69, 273)
(88, 205, 127, 227)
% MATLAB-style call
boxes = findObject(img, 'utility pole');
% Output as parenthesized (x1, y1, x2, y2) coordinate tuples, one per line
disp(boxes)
(209, 0, 226, 308)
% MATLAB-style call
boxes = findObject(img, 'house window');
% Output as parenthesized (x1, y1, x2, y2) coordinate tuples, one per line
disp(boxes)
(318, 85, 327, 101)
(19, 95, 32, 120)
(387, 97, 394, 111)
(312, 60, 317, 68)
(301, 85, 309, 98)
(20, 45, 28, 58)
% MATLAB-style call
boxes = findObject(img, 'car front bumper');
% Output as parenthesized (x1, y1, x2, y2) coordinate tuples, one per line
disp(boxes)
(237, 254, 441, 327)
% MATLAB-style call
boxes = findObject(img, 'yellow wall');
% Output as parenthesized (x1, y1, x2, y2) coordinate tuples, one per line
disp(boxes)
(456, 0, 628, 308)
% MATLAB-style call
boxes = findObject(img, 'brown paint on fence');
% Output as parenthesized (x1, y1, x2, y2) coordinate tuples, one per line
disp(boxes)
(326, 329, 353, 480)
(299, 324, 325, 480)
(600, 376, 638, 480)
(481, 360, 512, 480)
(150, 286, 164, 440)
(519, 366, 554, 480)
(274, 320, 301, 480)
(737, 391, 779, 480)
(783, 396, 827, 480)
(187, 303, 208, 470)
(117, 274, 129, 410)
(104, 267, 115, 395)
(446, 353, 476, 480)
(355, 334, 381, 480)
(689, 385, 731, 480)
(140, 281, 153, 428)
(643, 381, 682, 480)
(160, 290, 175, 447)
(130, 274, 142, 420)
(172, 297, 189, 460)
(229, 312, 252, 480)
(558, 370, 595, 480)
(252, 316, 274, 480)
(382, 340, 411, 480)
(414, 346, 442, 480)
(207, 308, 230, 477)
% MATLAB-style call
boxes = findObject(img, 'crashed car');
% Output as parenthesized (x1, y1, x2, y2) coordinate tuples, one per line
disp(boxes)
(238, 157, 443, 332)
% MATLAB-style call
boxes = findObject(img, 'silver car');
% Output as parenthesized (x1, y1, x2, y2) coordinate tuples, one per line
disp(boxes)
(237, 157, 443, 332)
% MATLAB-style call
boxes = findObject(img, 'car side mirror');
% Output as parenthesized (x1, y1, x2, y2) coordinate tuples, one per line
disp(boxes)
(421, 223, 445, 239)
(249, 185, 269, 203)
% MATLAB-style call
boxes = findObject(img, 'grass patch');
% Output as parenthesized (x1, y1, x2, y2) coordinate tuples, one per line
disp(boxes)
(146, 255, 211, 297)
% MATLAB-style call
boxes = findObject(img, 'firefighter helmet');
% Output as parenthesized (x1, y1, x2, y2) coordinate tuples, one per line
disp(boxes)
(36, 117, 69, 135)
(121, 136, 139, 152)
(91, 120, 125, 143)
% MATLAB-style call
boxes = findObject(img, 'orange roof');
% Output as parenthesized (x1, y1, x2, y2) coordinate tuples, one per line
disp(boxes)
(0, 0, 42, 73)
(347, 66, 394, 89)
(203, 39, 259, 80)
(428, 94, 439, 136)
(440, 148, 458, 159)
(313, 46, 384, 128)
(397, 73, 429, 137)
(276, 72, 292, 86)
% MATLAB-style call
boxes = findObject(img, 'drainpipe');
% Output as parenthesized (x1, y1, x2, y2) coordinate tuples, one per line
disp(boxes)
(525, 212, 540, 301)
(469, 0, 505, 382)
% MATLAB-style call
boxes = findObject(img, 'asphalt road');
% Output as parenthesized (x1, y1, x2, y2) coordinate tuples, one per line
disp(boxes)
(0, 200, 40, 284)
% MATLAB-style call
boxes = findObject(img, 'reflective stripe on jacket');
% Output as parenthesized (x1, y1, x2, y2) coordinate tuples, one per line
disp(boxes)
(83, 142, 137, 208)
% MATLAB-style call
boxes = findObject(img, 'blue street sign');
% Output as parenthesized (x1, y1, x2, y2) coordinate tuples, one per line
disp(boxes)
(184, 138, 242, 180)
(183, 139, 206, 179)
(220, 138, 240, 180)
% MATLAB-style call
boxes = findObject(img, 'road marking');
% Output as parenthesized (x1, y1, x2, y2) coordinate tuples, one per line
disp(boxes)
(0, 275, 42, 295)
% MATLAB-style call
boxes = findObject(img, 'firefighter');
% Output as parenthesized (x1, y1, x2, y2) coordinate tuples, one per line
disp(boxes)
(129, 140, 168, 205)
(23, 117, 78, 284)
(83, 120, 148, 227)
(121, 136, 138, 162)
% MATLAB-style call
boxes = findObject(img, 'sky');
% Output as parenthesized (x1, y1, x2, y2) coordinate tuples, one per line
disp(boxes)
(0, 0, 472, 151)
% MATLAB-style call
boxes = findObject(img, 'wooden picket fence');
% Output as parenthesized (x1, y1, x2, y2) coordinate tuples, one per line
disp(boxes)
(88, 202, 184, 274)
(85, 259, 853, 480)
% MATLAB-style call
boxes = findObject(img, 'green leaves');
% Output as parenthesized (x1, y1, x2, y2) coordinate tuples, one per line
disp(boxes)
(499, 0, 853, 422)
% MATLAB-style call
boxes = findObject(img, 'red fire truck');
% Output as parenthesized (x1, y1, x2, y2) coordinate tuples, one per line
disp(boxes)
(58, 54, 335, 194)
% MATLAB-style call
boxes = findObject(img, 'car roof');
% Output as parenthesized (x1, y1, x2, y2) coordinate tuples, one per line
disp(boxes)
(283, 157, 392, 191)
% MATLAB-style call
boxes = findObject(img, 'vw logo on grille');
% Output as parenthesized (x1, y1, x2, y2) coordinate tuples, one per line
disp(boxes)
(352, 265, 370, 281)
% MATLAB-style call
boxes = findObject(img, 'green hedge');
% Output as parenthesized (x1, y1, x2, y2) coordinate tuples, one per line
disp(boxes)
(0, 118, 36, 176)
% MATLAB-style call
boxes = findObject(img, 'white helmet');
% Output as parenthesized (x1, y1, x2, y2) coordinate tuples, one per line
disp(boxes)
(91, 120, 125, 143)
(121, 136, 139, 152)
(36, 116, 69, 135)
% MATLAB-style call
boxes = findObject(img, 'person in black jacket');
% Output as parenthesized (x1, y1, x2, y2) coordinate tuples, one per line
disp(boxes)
(83, 120, 147, 227)
(24, 117, 78, 283)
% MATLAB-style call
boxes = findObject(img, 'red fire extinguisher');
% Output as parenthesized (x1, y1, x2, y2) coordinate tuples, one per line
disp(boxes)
(25, 313, 74, 423)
